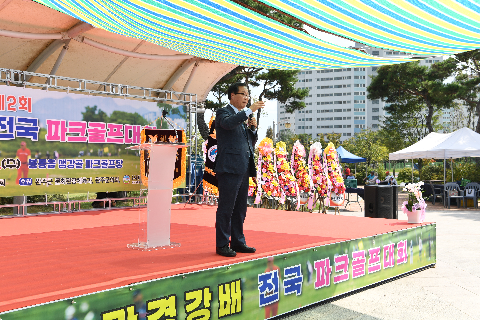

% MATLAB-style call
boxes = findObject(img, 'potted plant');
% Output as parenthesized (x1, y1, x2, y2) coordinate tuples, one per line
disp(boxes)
(401, 182, 427, 223)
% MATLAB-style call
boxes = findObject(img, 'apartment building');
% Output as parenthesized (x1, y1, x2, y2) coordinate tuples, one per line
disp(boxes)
(277, 45, 445, 141)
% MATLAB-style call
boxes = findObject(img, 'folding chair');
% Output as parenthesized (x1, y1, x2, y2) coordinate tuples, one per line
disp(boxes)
(429, 181, 443, 205)
(444, 182, 463, 209)
(463, 182, 480, 209)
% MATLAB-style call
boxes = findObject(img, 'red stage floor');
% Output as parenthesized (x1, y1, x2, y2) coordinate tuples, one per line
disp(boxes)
(0, 204, 423, 313)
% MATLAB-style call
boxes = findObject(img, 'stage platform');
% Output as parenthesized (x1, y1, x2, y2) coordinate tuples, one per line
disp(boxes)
(0, 204, 436, 319)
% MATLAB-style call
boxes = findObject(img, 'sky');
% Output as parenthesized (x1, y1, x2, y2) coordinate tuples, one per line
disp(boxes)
(205, 28, 354, 145)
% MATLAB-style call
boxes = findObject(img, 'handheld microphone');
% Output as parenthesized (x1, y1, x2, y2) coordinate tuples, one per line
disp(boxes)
(248, 113, 255, 130)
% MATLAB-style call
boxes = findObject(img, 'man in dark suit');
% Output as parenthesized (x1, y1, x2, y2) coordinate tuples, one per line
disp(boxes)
(215, 82, 264, 257)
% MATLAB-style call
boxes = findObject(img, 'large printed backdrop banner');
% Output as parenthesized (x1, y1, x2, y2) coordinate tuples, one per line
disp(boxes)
(0, 85, 164, 196)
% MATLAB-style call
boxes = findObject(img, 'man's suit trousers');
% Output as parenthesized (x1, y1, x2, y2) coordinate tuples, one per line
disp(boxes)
(215, 170, 250, 248)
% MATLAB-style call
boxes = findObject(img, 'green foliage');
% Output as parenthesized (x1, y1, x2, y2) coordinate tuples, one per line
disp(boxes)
(341, 129, 389, 167)
(108, 110, 148, 125)
(397, 167, 420, 183)
(353, 163, 387, 185)
(255, 69, 309, 113)
(451, 160, 480, 182)
(82, 105, 150, 126)
(354, 163, 367, 184)
(265, 126, 273, 140)
(276, 131, 313, 155)
(419, 162, 444, 181)
(368, 60, 457, 134)
(201, 68, 308, 139)
(234, 0, 303, 29)
(205, 73, 243, 110)
(157, 103, 187, 119)
(411, 160, 480, 182)
(379, 101, 442, 150)
(315, 132, 342, 150)
(156, 118, 170, 129)
(81, 106, 108, 123)
(449, 50, 480, 133)
(375, 166, 387, 181)
(191, 132, 205, 156)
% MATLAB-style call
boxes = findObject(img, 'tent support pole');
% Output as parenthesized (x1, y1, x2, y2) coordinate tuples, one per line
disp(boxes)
(451, 158, 453, 182)
(411, 158, 414, 183)
(443, 157, 446, 185)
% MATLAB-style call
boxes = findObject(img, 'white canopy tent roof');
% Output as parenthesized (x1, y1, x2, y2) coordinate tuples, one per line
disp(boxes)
(389, 128, 480, 160)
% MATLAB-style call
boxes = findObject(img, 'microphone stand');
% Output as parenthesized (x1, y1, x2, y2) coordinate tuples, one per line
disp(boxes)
(162, 109, 179, 142)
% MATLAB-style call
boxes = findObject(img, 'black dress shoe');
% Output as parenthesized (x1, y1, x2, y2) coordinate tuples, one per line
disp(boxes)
(231, 243, 256, 253)
(216, 245, 237, 257)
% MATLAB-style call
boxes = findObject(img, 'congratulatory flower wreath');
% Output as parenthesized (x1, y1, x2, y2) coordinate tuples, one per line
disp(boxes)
(323, 142, 345, 195)
(291, 140, 313, 194)
(291, 140, 314, 209)
(275, 141, 300, 209)
(255, 137, 281, 204)
(248, 177, 257, 197)
(308, 142, 331, 205)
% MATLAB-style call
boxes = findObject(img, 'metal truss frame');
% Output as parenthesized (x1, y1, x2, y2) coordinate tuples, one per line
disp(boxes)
(0, 68, 200, 206)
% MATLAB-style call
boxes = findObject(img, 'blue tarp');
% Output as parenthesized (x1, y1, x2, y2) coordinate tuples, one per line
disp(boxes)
(336, 146, 366, 163)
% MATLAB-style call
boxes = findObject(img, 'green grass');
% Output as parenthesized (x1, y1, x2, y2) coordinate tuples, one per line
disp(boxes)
(0, 191, 147, 215)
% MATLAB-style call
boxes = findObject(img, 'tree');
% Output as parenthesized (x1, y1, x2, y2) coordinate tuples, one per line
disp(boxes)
(199, 68, 309, 140)
(275, 131, 311, 155)
(81, 106, 108, 122)
(232, 0, 303, 30)
(265, 126, 274, 140)
(449, 101, 472, 131)
(315, 132, 342, 149)
(108, 110, 148, 126)
(378, 100, 442, 152)
(156, 103, 188, 129)
(342, 129, 389, 168)
(445, 50, 480, 133)
(368, 60, 457, 134)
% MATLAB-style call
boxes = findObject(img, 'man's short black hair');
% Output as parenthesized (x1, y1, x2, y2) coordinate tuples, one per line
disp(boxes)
(228, 82, 248, 100)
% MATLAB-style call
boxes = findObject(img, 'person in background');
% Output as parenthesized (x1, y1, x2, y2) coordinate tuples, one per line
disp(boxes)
(16, 141, 31, 185)
(363, 171, 375, 184)
(389, 175, 398, 185)
(385, 171, 392, 181)
(344, 167, 351, 178)
(384, 171, 397, 185)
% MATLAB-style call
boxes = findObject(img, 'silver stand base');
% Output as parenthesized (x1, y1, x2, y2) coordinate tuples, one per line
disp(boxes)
(127, 242, 181, 251)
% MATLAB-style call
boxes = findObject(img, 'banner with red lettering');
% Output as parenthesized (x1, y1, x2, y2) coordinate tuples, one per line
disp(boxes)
(0, 85, 185, 196)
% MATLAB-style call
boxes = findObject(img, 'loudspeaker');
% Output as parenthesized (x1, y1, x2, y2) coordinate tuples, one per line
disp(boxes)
(364, 185, 397, 219)
(376, 185, 393, 219)
(392, 186, 399, 219)
(364, 185, 377, 218)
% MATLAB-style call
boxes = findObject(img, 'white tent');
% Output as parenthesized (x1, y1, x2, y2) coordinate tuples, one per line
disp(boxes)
(389, 127, 480, 183)
(389, 127, 480, 160)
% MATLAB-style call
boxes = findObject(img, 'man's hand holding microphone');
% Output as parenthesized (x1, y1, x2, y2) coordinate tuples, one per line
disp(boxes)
(248, 100, 265, 130)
